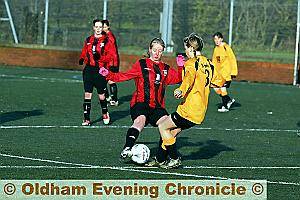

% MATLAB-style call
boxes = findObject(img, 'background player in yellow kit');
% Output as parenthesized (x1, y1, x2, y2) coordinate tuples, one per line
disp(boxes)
(146, 33, 221, 169)
(212, 32, 238, 112)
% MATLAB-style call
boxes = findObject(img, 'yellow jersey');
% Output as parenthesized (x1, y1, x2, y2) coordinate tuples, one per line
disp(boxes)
(212, 42, 238, 82)
(176, 55, 218, 124)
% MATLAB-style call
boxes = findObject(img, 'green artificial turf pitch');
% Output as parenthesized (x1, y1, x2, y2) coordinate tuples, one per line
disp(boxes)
(0, 65, 299, 199)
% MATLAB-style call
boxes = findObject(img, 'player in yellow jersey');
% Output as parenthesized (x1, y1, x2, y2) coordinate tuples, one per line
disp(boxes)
(146, 33, 221, 169)
(212, 32, 238, 112)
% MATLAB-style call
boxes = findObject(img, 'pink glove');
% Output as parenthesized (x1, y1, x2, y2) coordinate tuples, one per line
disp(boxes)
(99, 67, 109, 76)
(176, 55, 185, 67)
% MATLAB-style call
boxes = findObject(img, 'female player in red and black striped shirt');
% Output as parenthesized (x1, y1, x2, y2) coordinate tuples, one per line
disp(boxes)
(101, 19, 120, 106)
(102, 38, 183, 160)
(79, 19, 110, 126)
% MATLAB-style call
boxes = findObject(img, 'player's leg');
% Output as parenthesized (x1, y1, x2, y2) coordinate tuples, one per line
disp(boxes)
(97, 93, 110, 125)
(120, 115, 146, 159)
(144, 109, 173, 167)
(82, 92, 92, 126)
(108, 66, 119, 106)
(82, 67, 94, 126)
(213, 76, 234, 112)
(105, 84, 111, 102)
(108, 81, 118, 106)
(219, 87, 235, 112)
(159, 112, 195, 169)
(226, 96, 235, 109)
(214, 87, 227, 112)
(120, 103, 148, 159)
(223, 82, 236, 109)
(214, 87, 230, 112)
(145, 115, 181, 168)
(159, 114, 180, 163)
(145, 138, 169, 167)
(95, 74, 110, 125)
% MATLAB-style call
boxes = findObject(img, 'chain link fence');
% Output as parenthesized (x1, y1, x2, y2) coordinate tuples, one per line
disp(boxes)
(0, 0, 298, 64)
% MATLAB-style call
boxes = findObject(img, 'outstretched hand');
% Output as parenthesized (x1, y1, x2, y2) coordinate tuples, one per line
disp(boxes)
(99, 67, 109, 77)
(79, 58, 84, 65)
(176, 55, 185, 67)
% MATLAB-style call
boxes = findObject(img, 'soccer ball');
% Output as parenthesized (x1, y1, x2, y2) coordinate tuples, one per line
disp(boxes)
(131, 144, 150, 164)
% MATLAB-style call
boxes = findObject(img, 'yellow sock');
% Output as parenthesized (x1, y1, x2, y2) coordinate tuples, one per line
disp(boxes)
(161, 137, 176, 150)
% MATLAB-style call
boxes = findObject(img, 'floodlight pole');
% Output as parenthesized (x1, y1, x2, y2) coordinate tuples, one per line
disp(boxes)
(43, 0, 49, 45)
(103, 0, 108, 19)
(228, 0, 234, 46)
(161, 0, 169, 49)
(34, 0, 38, 13)
(161, 0, 173, 53)
(294, 0, 300, 85)
(167, 0, 173, 53)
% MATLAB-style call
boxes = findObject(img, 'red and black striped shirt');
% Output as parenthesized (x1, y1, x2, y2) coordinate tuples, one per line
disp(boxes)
(79, 34, 108, 68)
(107, 58, 182, 108)
(104, 31, 120, 67)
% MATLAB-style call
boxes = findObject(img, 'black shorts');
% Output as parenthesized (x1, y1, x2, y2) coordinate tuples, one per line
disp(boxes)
(109, 66, 119, 73)
(130, 103, 168, 127)
(171, 112, 196, 130)
(83, 66, 107, 94)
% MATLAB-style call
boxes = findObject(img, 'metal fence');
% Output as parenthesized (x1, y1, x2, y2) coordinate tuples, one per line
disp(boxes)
(0, 0, 299, 79)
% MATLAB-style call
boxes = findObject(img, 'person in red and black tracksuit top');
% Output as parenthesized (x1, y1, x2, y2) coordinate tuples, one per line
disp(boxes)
(101, 19, 120, 106)
(102, 38, 183, 160)
(79, 19, 110, 126)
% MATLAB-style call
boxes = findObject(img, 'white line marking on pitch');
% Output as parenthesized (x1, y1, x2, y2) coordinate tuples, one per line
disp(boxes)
(0, 74, 81, 83)
(0, 153, 299, 186)
(1, 72, 295, 89)
(2, 165, 298, 186)
(0, 165, 299, 170)
(0, 153, 92, 167)
(184, 166, 300, 169)
(0, 165, 158, 169)
(1, 125, 299, 133)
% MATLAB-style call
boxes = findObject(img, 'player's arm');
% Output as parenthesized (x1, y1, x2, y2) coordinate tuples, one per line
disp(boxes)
(174, 65, 196, 98)
(106, 60, 141, 82)
(109, 40, 120, 67)
(227, 45, 238, 77)
(107, 32, 119, 67)
(108, 32, 117, 44)
(165, 55, 185, 85)
(222, 47, 232, 81)
(211, 48, 218, 67)
(165, 66, 183, 85)
(79, 40, 87, 65)
(101, 38, 119, 68)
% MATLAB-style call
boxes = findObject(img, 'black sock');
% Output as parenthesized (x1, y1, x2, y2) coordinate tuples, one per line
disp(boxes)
(221, 95, 231, 108)
(109, 83, 118, 101)
(83, 99, 91, 120)
(99, 99, 108, 114)
(156, 137, 168, 163)
(166, 143, 179, 160)
(124, 127, 140, 149)
(105, 87, 109, 99)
